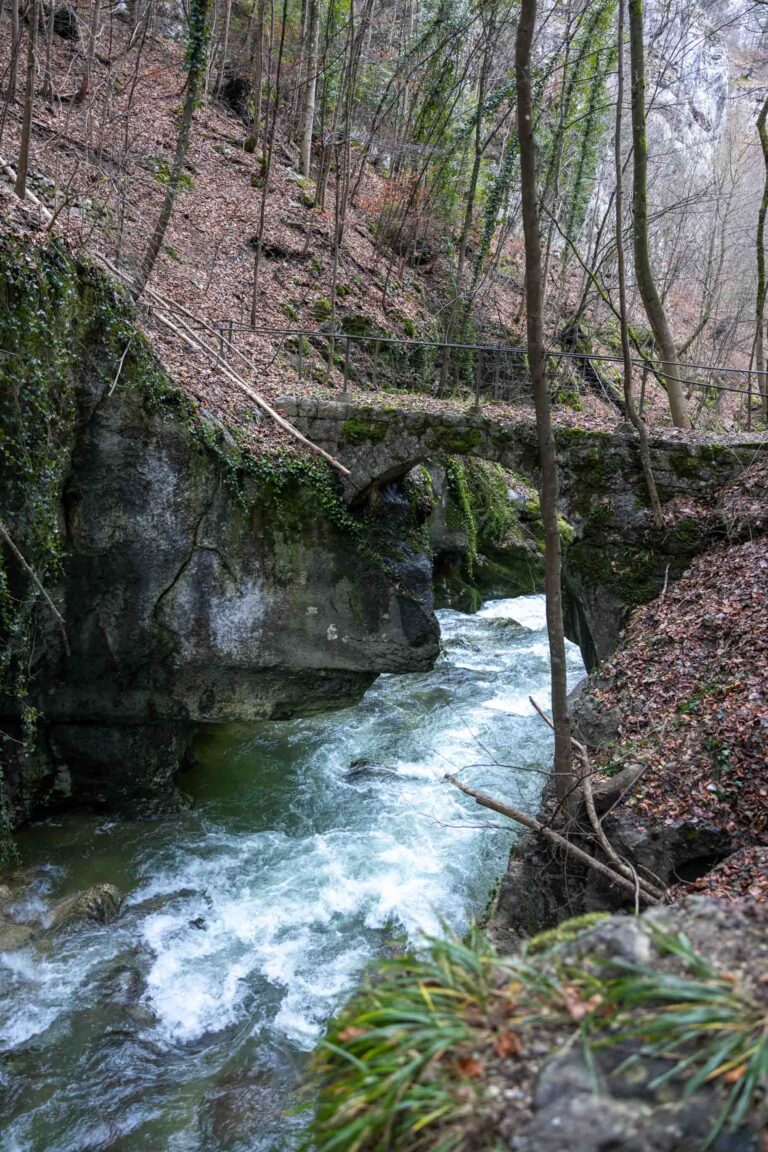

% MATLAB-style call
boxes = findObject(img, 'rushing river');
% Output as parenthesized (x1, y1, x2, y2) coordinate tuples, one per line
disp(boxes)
(0, 596, 584, 1152)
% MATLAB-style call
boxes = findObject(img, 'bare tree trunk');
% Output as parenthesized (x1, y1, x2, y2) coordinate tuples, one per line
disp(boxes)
(516, 0, 573, 806)
(628, 0, 690, 429)
(75, 0, 101, 104)
(755, 94, 768, 422)
(615, 0, 663, 527)
(15, 0, 40, 199)
(8, 0, 21, 104)
(215, 0, 233, 96)
(42, 0, 56, 101)
(299, 0, 319, 177)
(250, 0, 288, 320)
(245, 0, 266, 153)
(133, 0, 210, 295)
(456, 5, 495, 286)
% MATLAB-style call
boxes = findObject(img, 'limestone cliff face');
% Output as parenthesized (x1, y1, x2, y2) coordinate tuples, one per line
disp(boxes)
(0, 234, 438, 826)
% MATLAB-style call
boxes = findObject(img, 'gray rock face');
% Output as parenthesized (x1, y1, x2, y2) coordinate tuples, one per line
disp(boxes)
(25, 387, 439, 817)
(54, 389, 438, 732)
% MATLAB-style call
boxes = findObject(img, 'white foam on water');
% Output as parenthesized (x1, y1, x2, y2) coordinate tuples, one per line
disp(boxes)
(1, 593, 586, 1146)
(481, 691, 537, 715)
(476, 594, 548, 629)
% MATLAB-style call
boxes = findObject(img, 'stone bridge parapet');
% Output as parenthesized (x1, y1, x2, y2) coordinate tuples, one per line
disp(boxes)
(278, 396, 768, 667)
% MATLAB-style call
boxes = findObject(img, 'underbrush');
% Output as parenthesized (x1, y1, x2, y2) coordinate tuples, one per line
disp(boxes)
(306, 919, 767, 1151)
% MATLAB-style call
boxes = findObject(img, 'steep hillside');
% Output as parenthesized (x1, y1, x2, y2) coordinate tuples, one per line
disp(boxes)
(1, 0, 766, 446)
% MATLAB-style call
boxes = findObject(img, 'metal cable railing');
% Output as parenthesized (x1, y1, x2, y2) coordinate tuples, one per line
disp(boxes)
(183, 320, 767, 429)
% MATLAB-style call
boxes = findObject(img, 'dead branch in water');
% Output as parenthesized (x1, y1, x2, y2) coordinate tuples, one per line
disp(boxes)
(444, 773, 663, 907)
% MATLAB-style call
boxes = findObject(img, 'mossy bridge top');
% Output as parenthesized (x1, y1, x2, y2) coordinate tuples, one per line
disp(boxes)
(276, 396, 764, 512)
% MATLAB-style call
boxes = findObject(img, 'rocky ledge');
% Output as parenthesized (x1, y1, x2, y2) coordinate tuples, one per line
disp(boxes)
(0, 232, 438, 829)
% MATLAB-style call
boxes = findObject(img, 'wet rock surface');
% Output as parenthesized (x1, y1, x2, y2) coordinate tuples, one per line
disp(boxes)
(1, 240, 439, 826)
(47, 883, 124, 931)
(0, 880, 124, 950)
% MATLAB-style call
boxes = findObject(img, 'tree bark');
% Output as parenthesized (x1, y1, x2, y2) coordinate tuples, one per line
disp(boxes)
(75, 0, 101, 104)
(299, 0, 320, 176)
(15, 0, 40, 199)
(251, 0, 289, 319)
(515, 0, 573, 806)
(8, 0, 21, 104)
(755, 94, 768, 421)
(627, 0, 690, 429)
(245, 0, 266, 153)
(133, 0, 210, 295)
(615, 0, 663, 527)
(215, 0, 233, 97)
(42, 0, 56, 101)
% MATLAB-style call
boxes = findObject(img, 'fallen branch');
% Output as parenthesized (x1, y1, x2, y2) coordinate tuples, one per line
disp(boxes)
(96, 255, 352, 478)
(0, 519, 70, 657)
(445, 773, 662, 906)
(0, 157, 350, 478)
(529, 695, 666, 904)
(108, 335, 134, 396)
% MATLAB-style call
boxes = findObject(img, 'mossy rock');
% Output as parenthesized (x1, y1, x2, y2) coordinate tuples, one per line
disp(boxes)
(525, 911, 611, 955)
(435, 426, 483, 454)
(340, 418, 388, 445)
(313, 298, 333, 321)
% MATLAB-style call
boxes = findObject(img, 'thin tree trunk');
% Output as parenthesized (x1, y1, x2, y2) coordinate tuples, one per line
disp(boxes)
(615, 0, 663, 527)
(42, 0, 56, 101)
(755, 94, 768, 421)
(299, 0, 319, 176)
(516, 0, 573, 806)
(133, 0, 210, 295)
(8, 0, 21, 104)
(215, 0, 233, 96)
(245, 0, 266, 153)
(250, 0, 288, 320)
(75, 0, 101, 104)
(628, 0, 690, 429)
(15, 0, 40, 199)
(456, 7, 494, 286)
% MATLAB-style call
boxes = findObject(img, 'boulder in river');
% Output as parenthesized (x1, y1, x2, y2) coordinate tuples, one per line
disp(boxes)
(345, 758, 399, 781)
(47, 883, 124, 931)
(0, 917, 35, 951)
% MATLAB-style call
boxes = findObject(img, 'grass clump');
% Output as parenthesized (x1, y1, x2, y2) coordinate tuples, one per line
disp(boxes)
(307, 930, 555, 1152)
(586, 927, 768, 1149)
(307, 923, 768, 1152)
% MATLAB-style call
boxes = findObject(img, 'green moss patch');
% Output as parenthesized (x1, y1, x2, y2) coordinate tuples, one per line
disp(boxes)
(340, 417, 388, 445)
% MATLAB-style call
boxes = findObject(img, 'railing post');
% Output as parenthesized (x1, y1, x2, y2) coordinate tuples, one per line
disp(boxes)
(372, 338, 379, 390)
(747, 370, 753, 432)
(297, 336, 303, 383)
(227, 319, 234, 361)
(494, 348, 501, 401)
(218, 324, 225, 363)
(343, 336, 350, 397)
(473, 350, 482, 411)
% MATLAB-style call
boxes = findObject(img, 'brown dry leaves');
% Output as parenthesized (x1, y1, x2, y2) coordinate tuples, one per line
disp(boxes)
(590, 535, 768, 900)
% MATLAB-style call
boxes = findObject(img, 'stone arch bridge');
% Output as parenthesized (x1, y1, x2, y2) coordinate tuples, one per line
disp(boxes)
(279, 396, 766, 666)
